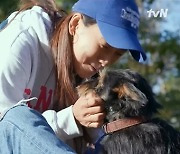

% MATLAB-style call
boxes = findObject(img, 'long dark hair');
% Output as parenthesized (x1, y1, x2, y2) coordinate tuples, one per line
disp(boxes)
(17, 0, 96, 110)
(51, 13, 96, 110)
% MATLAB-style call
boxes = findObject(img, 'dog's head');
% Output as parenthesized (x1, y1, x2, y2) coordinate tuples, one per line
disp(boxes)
(77, 69, 161, 122)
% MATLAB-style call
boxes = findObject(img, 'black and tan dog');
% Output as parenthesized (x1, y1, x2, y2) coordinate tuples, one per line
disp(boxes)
(77, 69, 180, 154)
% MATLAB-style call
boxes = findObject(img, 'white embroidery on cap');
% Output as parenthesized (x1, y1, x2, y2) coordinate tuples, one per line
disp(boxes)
(121, 7, 140, 29)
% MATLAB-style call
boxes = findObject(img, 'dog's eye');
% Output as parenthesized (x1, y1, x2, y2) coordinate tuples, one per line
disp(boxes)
(110, 91, 119, 99)
(120, 96, 126, 101)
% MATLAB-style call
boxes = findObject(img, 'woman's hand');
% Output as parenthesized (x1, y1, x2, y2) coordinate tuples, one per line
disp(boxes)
(72, 91, 105, 128)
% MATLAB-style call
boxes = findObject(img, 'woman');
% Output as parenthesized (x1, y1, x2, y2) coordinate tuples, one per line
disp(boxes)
(0, 0, 146, 153)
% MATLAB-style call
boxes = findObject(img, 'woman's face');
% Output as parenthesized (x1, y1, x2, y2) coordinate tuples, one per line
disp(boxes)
(70, 14, 126, 78)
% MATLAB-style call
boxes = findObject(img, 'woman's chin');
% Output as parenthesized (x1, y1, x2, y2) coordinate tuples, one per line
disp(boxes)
(76, 65, 97, 78)
(77, 71, 96, 79)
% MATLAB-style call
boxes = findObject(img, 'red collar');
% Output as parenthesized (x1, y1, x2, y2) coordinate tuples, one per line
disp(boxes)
(102, 117, 145, 134)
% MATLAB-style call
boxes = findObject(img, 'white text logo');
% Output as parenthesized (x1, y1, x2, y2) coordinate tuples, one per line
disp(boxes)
(147, 9, 168, 18)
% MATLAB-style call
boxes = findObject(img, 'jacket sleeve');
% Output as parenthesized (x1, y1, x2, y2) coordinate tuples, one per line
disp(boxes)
(0, 30, 33, 112)
(42, 105, 83, 142)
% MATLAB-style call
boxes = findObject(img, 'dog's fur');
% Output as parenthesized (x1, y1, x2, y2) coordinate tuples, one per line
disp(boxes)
(77, 69, 180, 154)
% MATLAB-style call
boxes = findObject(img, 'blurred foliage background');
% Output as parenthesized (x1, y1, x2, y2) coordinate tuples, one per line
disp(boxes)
(0, 0, 179, 130)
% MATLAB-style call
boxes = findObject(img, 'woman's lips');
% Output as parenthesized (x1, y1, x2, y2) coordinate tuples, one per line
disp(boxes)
(90, 65, 103, 73)
(91, 65, 97, 72)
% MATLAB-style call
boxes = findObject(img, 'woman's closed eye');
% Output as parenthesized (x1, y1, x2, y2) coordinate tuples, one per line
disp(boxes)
(115, 49, 126, 56)
(115, 51, 124, 56)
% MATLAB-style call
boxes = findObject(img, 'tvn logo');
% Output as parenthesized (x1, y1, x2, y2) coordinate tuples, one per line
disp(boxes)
(147, 9, 168, 18)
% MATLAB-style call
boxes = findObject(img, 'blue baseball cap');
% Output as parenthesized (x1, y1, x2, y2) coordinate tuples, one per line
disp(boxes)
(72, 0, 147, 62)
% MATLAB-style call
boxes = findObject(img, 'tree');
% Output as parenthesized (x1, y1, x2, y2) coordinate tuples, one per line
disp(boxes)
(0, 0, 19, 21)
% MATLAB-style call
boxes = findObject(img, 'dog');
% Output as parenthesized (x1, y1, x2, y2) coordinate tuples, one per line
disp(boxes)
(77, 69, 180, 154)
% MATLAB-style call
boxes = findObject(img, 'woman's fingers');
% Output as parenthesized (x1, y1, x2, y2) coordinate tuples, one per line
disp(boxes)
(86, 121, 104, 128)
(87, 112, 105, 122)
(85, 105, 105, 115)
(85, 92, 103, 107)
(84, 112, 105, 128)
(73, 90, 106, 128)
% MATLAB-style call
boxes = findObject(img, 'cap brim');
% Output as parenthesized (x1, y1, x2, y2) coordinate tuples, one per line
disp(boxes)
(97, 20, 147, 62)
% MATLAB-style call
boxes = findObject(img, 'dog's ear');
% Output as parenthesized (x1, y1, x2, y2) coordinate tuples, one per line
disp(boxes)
(77, 79, 98, 96)
(113, 82, 148, 107)
(77, 83, 90, 97)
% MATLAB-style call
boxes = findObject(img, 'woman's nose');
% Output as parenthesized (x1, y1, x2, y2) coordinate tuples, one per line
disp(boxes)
(99, 59, 108, 67)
